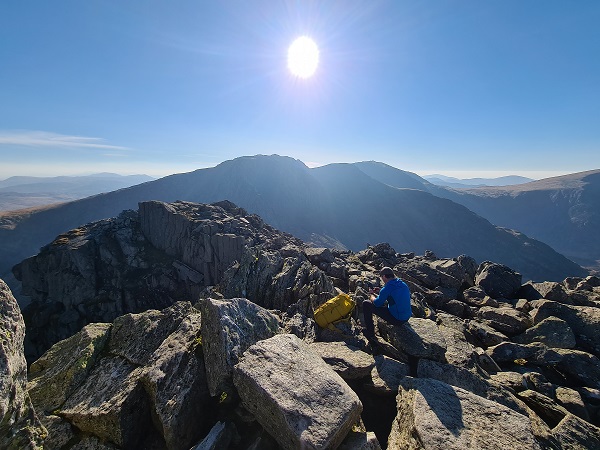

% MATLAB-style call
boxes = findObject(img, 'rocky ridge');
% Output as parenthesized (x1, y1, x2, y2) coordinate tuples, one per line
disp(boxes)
(3, 200, 600, 449)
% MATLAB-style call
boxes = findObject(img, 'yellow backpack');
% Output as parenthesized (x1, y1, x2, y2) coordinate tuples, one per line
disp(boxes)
(313, 293, 356, 330)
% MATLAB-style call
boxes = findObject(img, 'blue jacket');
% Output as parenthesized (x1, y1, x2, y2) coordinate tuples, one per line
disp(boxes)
(373, 278, 412, 321)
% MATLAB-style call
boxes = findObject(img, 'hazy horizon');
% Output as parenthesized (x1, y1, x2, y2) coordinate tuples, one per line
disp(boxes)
(2, 2, 599, 181)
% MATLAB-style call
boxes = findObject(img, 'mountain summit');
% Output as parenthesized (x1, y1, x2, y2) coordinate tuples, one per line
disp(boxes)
(0, 155, 589, 289)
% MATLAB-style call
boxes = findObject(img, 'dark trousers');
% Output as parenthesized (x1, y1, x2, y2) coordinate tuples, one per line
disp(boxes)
(362, 300, 406, 339)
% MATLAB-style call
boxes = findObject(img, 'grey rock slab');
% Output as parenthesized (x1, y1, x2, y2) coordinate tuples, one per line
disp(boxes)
(309, 341, 375, 380)
(512, 316, 577, 349)
(531, 300, 600, 355)
(28, 322, 111, 413)
(388, 377, 541, 450)
(555, 387, 590, 422)
(377, 318, 447, 362)
(553, 414, 600, 449)
(516, 389, 569, 428)
(60, 356, 150, 448)
(467, 319, 509, 348)
(477, 306, 532, 335)
(141, 311, 211, 450)
(416, 359, 524, 413)
(200, 297, 280, 397)
(555, 348, 600, 389)
(363, 355, 410, 396)
(108, 301, 193, 366)
(233, 334, 362, 450)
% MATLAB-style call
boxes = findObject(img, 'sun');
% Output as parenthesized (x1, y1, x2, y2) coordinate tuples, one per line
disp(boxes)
(287, 36, 319, 79)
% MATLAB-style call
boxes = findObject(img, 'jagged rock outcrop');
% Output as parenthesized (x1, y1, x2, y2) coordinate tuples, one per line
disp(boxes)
(0, 279, 45, 449)
(4, 201, 600, 448)
(14, 200, 324, 362)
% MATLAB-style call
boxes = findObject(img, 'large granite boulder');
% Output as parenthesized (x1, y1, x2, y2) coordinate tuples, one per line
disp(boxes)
(233, 334, 362, 450)
(0, 279, 45, 450)
(512, 316, 577, 349)
(377, 318, 447, 362)
(475, 261, 522, 299)
(388, 377, 541, 449)
(200, 297, 280, 397)
(531, 300, 600, 355)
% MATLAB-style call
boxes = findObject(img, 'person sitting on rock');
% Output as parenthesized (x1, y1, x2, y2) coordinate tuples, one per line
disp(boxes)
(362, 266, 412, 345)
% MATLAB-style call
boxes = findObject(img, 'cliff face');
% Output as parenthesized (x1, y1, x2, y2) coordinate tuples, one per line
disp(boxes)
(4, 200, 600, 449)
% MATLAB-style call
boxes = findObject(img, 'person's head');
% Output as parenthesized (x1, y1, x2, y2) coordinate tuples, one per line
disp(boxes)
(379, 266, 395, 283)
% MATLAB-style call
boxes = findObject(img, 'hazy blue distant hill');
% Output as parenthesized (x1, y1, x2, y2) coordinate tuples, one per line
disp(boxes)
(0, 173, 154, 212)
(0, 155, 587, 289)
(424, 174, 534, 188)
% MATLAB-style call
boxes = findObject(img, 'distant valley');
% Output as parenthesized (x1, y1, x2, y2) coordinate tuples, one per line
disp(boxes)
(0, 173, 154, 212)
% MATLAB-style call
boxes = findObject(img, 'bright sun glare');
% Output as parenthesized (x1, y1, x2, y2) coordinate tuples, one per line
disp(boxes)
(287, 36, 319, 79)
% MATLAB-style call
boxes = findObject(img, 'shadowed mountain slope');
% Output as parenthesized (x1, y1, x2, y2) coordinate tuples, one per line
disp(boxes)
(354, 163, 600, 271)
(0, 155, 587, 286)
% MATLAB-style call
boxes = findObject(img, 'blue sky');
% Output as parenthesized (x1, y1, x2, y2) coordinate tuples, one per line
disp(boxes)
(1, 1, 599, 180)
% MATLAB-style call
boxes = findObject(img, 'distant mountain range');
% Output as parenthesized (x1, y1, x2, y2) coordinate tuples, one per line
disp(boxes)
(1, 156, 594, 295)
(0, 173, 155, 212)
(424, 174, 534, 188)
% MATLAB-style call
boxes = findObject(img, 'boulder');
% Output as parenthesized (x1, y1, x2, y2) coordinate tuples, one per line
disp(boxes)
(531, 300, 600, 355)
(388, 377, 541, 449)
(531, 282, 571, 304)
(475, 261, 522, 299)
(516, 390, 569, 428)
(461, 286, 498, 307)
(377, 318, 447, 362)
(59, 356, 150, 448)
(200, 297, 280, 397)
(309, 342, 375, 380)
(436, 313, 478, 369)
(467, 319, 509, 348)
(109, 302, 193, 365)
(416, 359, 524, 413)
(512, 316, 576, 349)
(552, 414, 600, 449)
(486, 342, 563, 366)
(363, 355, 410, 396)
(140, 311, 211, 450)
(477, 306, 532, 335)
(0, 279, 45, 450)
(554, 348, 600, 389)
(28, 322, 111, 413)
(555, 387, 590, 421)
(233, 334, 362, 450)
(490, 371, 526, 392)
